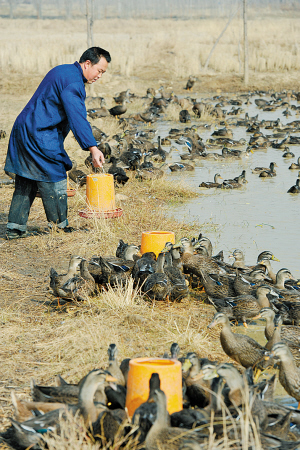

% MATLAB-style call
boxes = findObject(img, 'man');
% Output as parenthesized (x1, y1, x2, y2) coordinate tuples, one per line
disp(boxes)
(4, 46, 110, 239)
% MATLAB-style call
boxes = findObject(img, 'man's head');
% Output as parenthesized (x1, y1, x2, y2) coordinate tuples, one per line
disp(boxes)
(79, 47, 111, 84)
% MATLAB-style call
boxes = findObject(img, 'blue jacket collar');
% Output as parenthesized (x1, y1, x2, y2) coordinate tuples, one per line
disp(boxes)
(74, 61, 87, 83)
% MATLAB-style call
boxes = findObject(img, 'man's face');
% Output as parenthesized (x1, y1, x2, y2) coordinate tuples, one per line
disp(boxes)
(81, 57, 108, 84)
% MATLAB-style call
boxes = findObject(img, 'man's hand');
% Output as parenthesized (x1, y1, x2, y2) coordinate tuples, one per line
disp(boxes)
(89, 146, 105, 168)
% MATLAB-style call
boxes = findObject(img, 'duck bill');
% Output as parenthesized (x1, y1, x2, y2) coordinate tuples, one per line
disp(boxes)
(203, 370, 219, 381)
(207, 321, 216, 329)
(105, 375, 118, 383)
(252, 314, 262, 320)
(271, 256, 280, 262)
(182, 359, 192, 372)
(172, 242, 182, 249)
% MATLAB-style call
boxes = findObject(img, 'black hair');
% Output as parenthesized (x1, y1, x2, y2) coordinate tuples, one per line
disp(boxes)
(79, 47, 111, 64)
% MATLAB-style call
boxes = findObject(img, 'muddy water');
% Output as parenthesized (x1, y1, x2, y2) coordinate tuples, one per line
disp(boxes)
(156, 93, 300, 277)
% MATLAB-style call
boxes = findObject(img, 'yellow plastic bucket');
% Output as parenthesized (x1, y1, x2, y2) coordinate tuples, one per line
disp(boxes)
(140, 231, 175, 257)
(125, 358, 182, 417)
(86, 173, 116, 211)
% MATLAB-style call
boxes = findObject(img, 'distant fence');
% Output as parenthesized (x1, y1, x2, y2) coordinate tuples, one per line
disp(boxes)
(0, 0, 299, 20)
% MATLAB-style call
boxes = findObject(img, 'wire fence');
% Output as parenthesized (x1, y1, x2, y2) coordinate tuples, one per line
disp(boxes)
(0, 0, 299, 20)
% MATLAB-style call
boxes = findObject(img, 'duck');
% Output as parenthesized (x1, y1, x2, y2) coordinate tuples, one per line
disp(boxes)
(254, 307, 300, 343)
(222, 147, 252, 158)
(181, 352, 211, 408)
(211, 127, 233, 139)
(107, 157, 129, 185)
(150, 136, 167, 162)
(282, 147, 295, 158)
(163, 252, 189, 301)
(113, 89, 131, 104)
(115, 240, 140, 261)
(161, 137, 171, 146)
(10, 391, 67, 423)
(87, 98, 109, 118)
(11, 369, 116, 447)
(263, 315, 300, 366)
(89, 255, 131, 287)
(109, 99, 129, 119)
(142, 252, 172, 301)
(50, 256, 82, 300)
(163, 342, 181, 360)
(168, 161, 195, 172)
(289, 156, 300, 169)
(179, 110, 191, 123)
(132, 252, 157, 287)
(252, 162, 277, 174)
(199, 173, 223, 188)
(273, 268, 296, 291)
(259, 162, 277, 178)
(219, 174, 246, 189)
(255, 251, 280, 283)
(270, 342, 300, 407)
(132, 373, 162, 443)
(185, 76, 197, 91)
(177, 238, 224, 277)
(60, 259, 96, 301)
(67, 160, 87, 186)
(233, 269, 268, 296)
(192, 235, 213, 258)
(199, 270, 236, 299)
(136, 165, 165, 180)
(207, 312, 267, 369)
(145, 389, 204, 450)
(288, 178, 300, 193)
(107, 344, 126, 387)
(230, 249, 248, 269)
(212, 285, 276, 327)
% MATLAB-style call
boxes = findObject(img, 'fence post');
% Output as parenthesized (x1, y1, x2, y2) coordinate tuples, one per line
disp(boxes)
(243, 0, 249, 85)
(86, 0, 94, 47)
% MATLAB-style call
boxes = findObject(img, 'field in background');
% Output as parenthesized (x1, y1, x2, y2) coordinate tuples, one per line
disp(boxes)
(0, 16, 300, 83)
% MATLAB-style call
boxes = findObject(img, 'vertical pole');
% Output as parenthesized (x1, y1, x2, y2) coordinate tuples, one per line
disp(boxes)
(86, 0, 94, 47)
(243, 0, 249, 85)
(8, 0, 14, 19)
(36, 0, 42, 19)
(65, 0, 72, 20)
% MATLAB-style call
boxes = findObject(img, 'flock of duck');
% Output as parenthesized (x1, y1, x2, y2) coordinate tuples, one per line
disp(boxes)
(66, 84, 300, 195)
(3, 84, 300, 448)
(3, 233, 300, 448)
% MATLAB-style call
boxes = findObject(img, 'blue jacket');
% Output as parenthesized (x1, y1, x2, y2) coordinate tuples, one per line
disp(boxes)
(5, 61, 97, 182)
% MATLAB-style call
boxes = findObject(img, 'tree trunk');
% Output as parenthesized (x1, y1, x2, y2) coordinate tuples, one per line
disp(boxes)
(243, 0, 249, 85)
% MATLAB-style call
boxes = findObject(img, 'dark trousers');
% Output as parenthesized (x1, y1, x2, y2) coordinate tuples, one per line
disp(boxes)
(7, 175, 68, 231)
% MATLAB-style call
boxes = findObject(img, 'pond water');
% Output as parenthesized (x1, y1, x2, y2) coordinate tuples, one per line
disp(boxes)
(152, 93, 300, 407)
(155, 93, 300, 277)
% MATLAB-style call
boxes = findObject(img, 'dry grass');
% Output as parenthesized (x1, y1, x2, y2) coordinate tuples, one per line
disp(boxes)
(1, 17, 300, 84)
